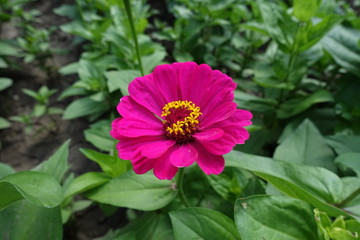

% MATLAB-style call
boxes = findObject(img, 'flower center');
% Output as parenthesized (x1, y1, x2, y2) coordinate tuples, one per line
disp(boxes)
(161, 100, 202, 144)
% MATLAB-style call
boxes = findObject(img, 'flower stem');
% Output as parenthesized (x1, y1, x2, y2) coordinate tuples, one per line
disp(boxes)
(177, 168, 190, 207)
(123, 0, 144, 76)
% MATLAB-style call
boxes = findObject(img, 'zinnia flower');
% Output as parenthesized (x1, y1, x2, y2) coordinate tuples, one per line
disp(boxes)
(110, 62, 252, 180)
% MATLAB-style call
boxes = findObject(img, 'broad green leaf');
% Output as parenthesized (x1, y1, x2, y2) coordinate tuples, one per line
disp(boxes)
(170, 207, 241, 240)
(277, 90, 334, 118)
(0, 163, 15, 178)
(234, 195, 319, 240)
(0, 57, 8, 68)
(84, 119, 114, 152)
(102, 212, 174, 240)
(273, 119, 336, 171)
(0, 41, 19, 56)
(207, 168, 245, 202)
(64, 172, 110, 199)
(335, 152, 360, 177)
(321, 25, 360, 77)
(234, 91, 276, 114)
(105, 70, 140, 95)
(63, 96, 109, 119)
(58, 61, 79, 75)
(80, 148, 127, 177)
(337, 178, 360, 221)
(327, 135, 360, 154)
(225, 151, 347, 217)
(0, 201, 62, 240)
(53, 4, 78, 18)
(0, 117, 11, 129)
(0, 77, 13, 91)
(293, 0, 321, 22)
(85, 171, 177, 211)
(35, 140, 70, 182)
(141, 50, 166, 75)
(0, 171, 63, 210)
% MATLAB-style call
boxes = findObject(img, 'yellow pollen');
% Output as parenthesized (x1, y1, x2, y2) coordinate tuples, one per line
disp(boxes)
(161, 100, 202, 142)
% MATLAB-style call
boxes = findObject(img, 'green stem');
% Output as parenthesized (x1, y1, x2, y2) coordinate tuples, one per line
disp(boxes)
(337, 187, 360, 208)
(177, 168, 190, 207)
(123, 0, 144, 76)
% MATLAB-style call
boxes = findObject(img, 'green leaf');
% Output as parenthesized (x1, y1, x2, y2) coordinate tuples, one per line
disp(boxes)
(141, 50, 166, 75)
(0, 201, 62, 240)
(0, 171, 63, 210)
(103, 212, 174, 240)
(293, 0, 321, 22)
(80, 148, 127, 177)
(0, 57, 8, 68)
(234, 195, 319, 240)
(169, 207, 241, 240)
(0, 117, 11, 129)
(105, 70, 140, 95)
(0, 77, 13, 91)
(277, 90, 334, 118)
(85, 171, 177, 211)
(84, 119, 114, 152)
(225, 151, 347, 217)
(257, 0, 297, 52)
(0, 162, 15, 178)
(273, 119, 336, 171)
(297, 15, 342, 52)
(327, 135, 360, 155)
(35, 140, 70, 182)
(321, 25, 360, 77)
(64, 172, 110, 199)
(234, 91, 276, 114)
(335, 152, 360, 177)
(330, 227, 359, 240)
(63, 96, 109, 119)
(58, 62, 79, 75)
(207, 168, 257, 202)
(0, 41, 19, 56)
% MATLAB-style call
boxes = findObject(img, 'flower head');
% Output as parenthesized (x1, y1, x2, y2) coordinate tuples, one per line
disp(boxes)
(110, 62, 252, 180)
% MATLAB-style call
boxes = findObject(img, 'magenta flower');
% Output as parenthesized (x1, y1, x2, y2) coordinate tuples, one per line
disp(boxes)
(110, 62, 252, 180)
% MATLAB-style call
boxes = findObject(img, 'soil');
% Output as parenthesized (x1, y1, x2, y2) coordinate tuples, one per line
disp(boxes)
(0, 0, 127, 239)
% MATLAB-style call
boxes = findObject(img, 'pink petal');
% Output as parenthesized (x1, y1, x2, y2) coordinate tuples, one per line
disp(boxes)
(200, 102, 237, 129)
(220, 126, 250, 144)
(141, 139, 176, 158)
(153, 64, 179, 102)
(116, 136, 165, 160)
(194, 128, 224, 141)
(200, 88, 234, 116)
(199, 72, 236, 110)
(193, 142, 225, 175)
(132, 155, 156, 174)
(116, 117, 164, 137)
(117, 96, 159, 122)
(207, 109, 252, 144)
(198, 133, 236, 155)
(128, 74, 165, 116)
(175, 62, 199, 100)
(233, 109, 253, 122)
(170, 144, 198, 167)
(177, 63, 212, 105)
(110, 117, 123, 139)
(153, 150, 178, 180)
